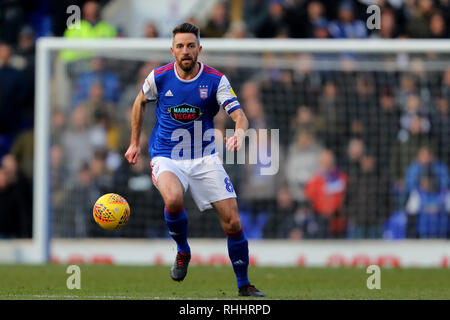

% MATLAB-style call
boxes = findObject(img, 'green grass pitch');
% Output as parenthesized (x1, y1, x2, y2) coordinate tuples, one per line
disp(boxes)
(0, 265, 449, 300)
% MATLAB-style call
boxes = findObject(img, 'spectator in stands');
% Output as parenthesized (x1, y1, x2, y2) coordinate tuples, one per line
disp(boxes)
(0, 168, 21, 238)
(89, 148, 112, 194)
(405, 168, 449, 238)
(292, 53, 321, 109)
(88, 108, 108, 150)
(243, 0, 270, 38)
(14, 26, 35, 124)
(61, 105, 95, 178)
(94, 108, 121, 160)
(431, 97, 450, 167)
(69, 162, 101, 237)
(51, 109, 67, 146)
(390, 116, 435, 205)
(202, 1, 230, 38)
(240, 81, 266, 131)
(0, 43, 25, 157)
(369, 88, 399, 175)
(286, 130, 323, 204)
(371, 7, 399, 39)
(0, 0, 26, 45)
(225, 21, 249, 38)
(119, 60, 159, 112)
(10, 128, 34, 182)
(1, 154, 32, 237)
(429, 11, 448, 38)
(143, 22, 159, 38)
(316, 80, 343, 153)
(279, 0, 304, 38)
(278, 199, 316, 240)
(344, 154, 390, 239)
(290, 106, 318, 143)
(50, 144, 69, 220)
(340, 137, 365, 177)
(14, 26, 35, 69)
(272, 186, 297, 238)
(304, 1, 327, 38)
(398, 94, 430, 136)
(334, 57, 361, 142)
(72, 58, 120, 109)
(405, 0, 435, 38)
(112, 142, 162, 238)
(305, 149, 348, 238)
(240, 80, 261, 105)
(80, 82, 116, 124)
(262, 69, 304, 144)
(312, 18, 330, 39)
(251, 0, 289, 38)
(350, 74, 377, 138)
(246, 99, 267, 132)
(404, 146, 448, 194)
(409, 57, 434, 106)
(442, 67, 450, 101)
(328, 1, 367, 39)
(436, 0, 450, 31)
(356, 74, 377, 112)
(392, 114, 433, 178)
(238, 128, 282, 238)
(60, 0, 116, 63)
(395, 74, 417, 109)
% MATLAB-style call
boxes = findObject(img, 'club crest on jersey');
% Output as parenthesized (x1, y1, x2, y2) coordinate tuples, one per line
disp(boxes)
(199, 86, 208, 99)
(168, 104, 202, 124)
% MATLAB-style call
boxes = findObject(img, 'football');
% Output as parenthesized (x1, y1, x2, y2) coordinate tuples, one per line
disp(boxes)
(93, 193, 131, 230)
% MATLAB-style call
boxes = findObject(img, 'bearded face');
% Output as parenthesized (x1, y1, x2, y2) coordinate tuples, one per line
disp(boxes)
(171, 33, 202, 74)
(178, 53, 197, 72)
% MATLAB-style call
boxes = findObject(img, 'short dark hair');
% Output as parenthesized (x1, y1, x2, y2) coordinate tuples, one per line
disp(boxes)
(172, 22, 200, 40)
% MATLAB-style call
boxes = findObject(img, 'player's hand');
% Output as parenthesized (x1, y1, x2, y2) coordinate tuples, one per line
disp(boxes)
(224, 131, 244, 152)
(125, 144, 141, 165)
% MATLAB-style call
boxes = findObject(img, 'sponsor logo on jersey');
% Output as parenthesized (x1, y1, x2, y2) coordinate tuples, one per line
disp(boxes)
(165, 89, 174, 97)
(168, 104, 202, 124)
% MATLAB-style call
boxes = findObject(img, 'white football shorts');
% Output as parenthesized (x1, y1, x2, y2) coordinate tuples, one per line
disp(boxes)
(150, 153, 237, 211)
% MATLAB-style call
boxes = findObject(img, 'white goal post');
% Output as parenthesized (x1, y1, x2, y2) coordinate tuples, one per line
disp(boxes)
(28, 38, 450, 264)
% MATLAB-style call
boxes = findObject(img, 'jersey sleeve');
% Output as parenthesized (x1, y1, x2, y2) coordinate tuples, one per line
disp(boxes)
(216, 75, 241, 115)
(141, 70, 158, 101)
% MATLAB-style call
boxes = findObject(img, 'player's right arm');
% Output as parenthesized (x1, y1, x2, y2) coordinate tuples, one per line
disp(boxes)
(125, 70, 158, 165)
(125, 90, 148, 165)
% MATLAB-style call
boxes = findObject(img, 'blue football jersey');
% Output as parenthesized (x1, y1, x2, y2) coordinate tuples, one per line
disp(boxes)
(142, 61, 241, 159)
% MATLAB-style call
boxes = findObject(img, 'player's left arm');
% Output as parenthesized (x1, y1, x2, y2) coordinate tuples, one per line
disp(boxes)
(225, 108, 248, 151)
(216, 75, 249, 151)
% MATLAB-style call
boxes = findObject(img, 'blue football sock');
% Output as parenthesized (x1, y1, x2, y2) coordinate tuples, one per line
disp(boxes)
(227, 229, 250, 289)
(164, 207, 190, 255)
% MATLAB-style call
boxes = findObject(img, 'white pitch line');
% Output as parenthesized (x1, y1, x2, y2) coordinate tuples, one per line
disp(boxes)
(0, 294, 240, 300)
(1, 294, 177, 300)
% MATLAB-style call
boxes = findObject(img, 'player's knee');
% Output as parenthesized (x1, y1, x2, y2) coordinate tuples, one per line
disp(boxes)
(223, 216, 242, 234)
(220, 201, 241, 233)
(229, 218, 242, 233)
(164, 194, 184, 213)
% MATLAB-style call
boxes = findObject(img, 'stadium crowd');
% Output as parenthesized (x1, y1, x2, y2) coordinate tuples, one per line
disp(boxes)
(0, 0, 449, 239)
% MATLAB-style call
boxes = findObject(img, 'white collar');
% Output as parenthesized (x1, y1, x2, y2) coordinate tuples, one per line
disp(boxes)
(174, 61, 203, 83)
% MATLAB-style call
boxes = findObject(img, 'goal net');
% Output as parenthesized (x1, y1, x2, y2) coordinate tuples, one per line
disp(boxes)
(32, 38, 450, 263)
